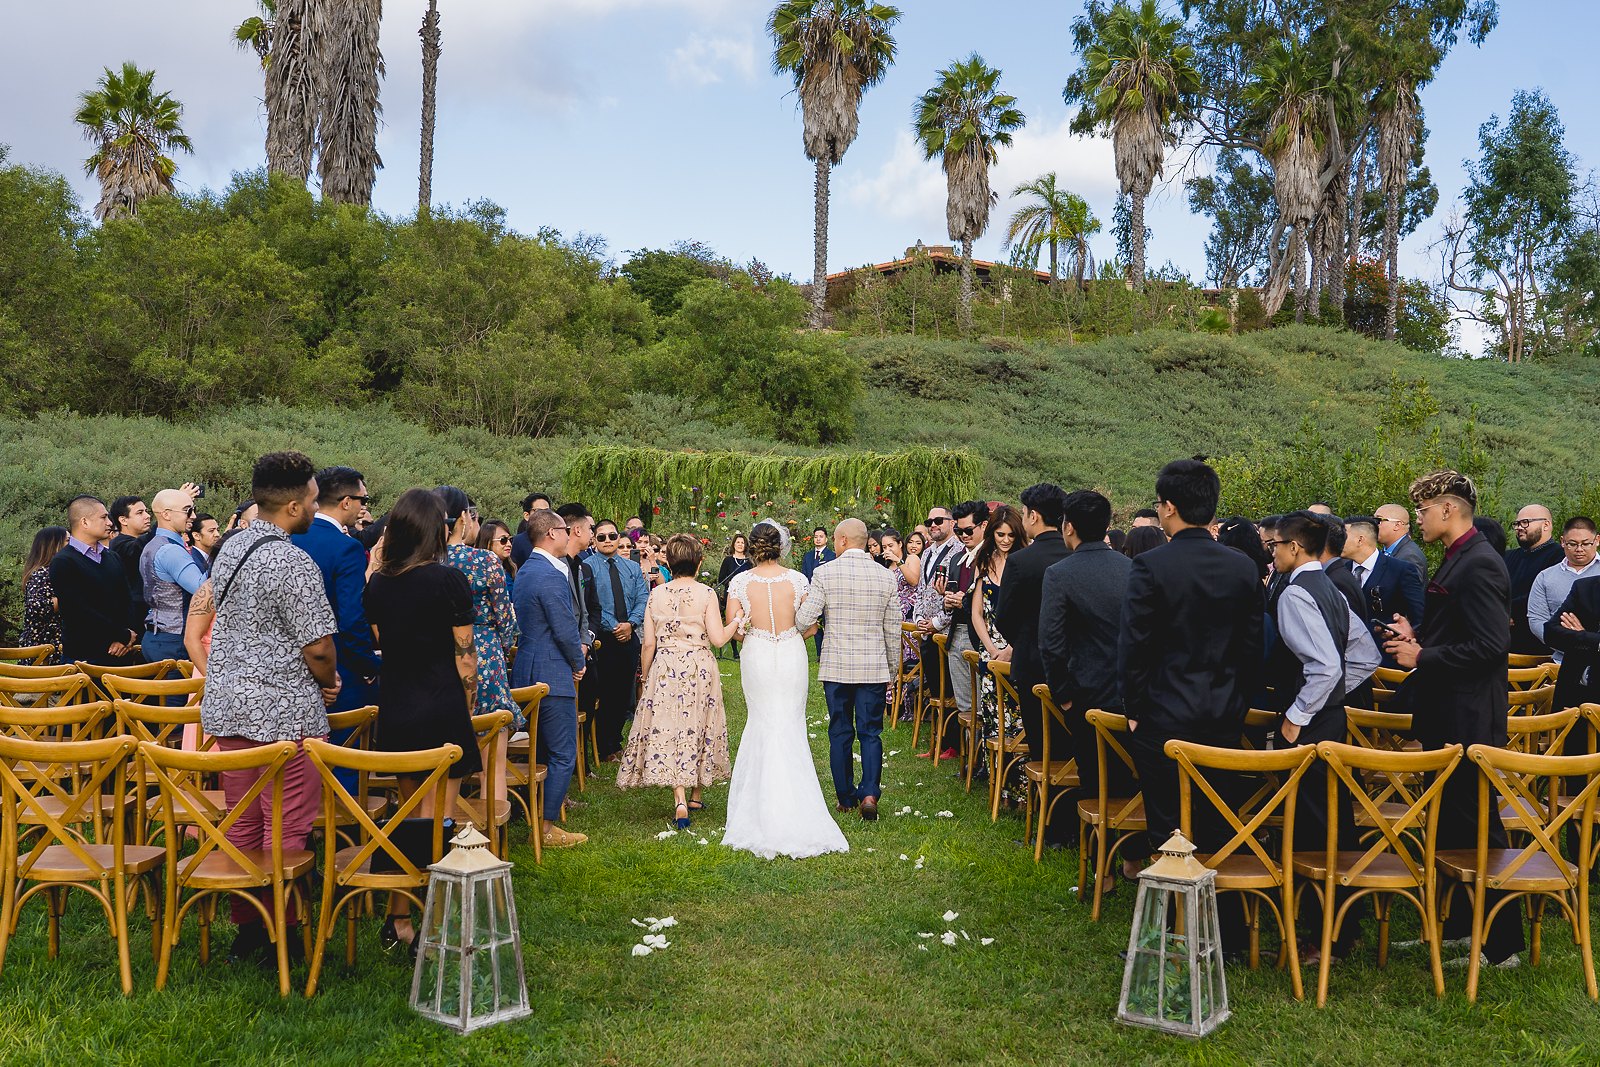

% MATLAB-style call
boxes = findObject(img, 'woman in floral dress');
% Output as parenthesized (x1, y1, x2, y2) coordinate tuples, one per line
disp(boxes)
(617, 534, 737, 828)
(19, 526, 69, 663)
(970, 505, 1031, 804)
(435, 487, 519, 725)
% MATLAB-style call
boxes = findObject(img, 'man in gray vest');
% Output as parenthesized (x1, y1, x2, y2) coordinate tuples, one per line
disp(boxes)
(1267, 511, 1380, 959)
(140, 488, 208, 664)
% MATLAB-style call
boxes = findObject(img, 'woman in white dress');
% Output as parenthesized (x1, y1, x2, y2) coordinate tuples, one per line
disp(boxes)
(722, 521, 849, 860)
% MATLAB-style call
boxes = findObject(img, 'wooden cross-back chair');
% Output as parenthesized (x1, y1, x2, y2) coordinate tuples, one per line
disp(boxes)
(455, 710, 515, 858)
(1436, 745, 1600, 1003)
(0, 662, 82, 683)
(302, 739, 461, 997)
(504, 684, 550, 863)
(916, 632, 956, 755)
(1023, 685, 1079, 862)
(1507, 683, 1556, 718)
(1344, 709, 1424, 829)
(0, 673, 97, 710)
(1507, 665, 1553, 694)
(1077, 709, 1144, 921)
(1371, 667, 1411, 696)
(984, 661, 1030, 822)
(1296, 741, 1463, 1006)
(954, 649, 983, 785)
(321, 706, 386, 851)
(114, 699, 219, 846)
(0, 646, 56, 667)
(141, 740, 314, 997)
(1508, 653, 1553, 670)
(0, 734, 164, 996)
(100, 673, 205, 707)
(0, 701, 120, 845)
(1167, 739, 1319, 999)
(76, 659, 191, 702)
(889, 622, 922, 735)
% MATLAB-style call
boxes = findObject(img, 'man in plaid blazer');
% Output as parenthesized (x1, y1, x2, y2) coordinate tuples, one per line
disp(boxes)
(796, 518, 901, 820)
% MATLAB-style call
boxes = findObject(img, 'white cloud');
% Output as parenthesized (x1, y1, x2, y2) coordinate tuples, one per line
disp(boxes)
(841, 114, 1121, 262)
(670, 32, 759, 87)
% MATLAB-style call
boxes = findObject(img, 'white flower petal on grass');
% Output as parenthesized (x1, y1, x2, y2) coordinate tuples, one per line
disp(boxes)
(865, 847, 876, 853)
(899, 854, 909, 861)
(917, 932, 936, 939)
(960, 930, 970, 941)
(940, 931, 958, 946)
(913, 810, 923, 817)
(898, 806, 912, 816)
(889, 750, 900, 757)
(943, 910, 959, 922)
(935, 810, 955, 818)
(980, 938, 995, 946)
(656, 830, 677, 840)
(631, 944, 653, 957)
(630, 919, 648, 929)
(918, 944, 929, 952)
(808, 733, 817, 739)
(698, 837, 709, 845)
(642, 934, 671, 949)
(647, 917, 677, 932)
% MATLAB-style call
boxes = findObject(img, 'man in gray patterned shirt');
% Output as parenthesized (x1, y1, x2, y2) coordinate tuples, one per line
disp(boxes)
(200, 451, 339, 963)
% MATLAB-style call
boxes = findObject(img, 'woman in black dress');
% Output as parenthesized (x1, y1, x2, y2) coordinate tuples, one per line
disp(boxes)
(363, 488, 479, 951)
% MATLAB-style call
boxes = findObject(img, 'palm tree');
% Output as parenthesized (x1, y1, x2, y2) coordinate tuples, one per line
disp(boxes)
(913, 54, 1026, 335)
(1003, 172, 1100, 291)
(1246, 39, 1328, 320)
(1376, 65, 1422, 341)
(1064, 0, 1198, 288)
(312, 0, 384, 206)
(237, 0, 317, 181)
(418, 0, 441, 215)
(769, 0, 902, 329)
(74, 63, 193, 221)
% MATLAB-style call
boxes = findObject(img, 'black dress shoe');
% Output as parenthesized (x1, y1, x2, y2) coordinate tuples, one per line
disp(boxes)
(226, 921, 270, 965)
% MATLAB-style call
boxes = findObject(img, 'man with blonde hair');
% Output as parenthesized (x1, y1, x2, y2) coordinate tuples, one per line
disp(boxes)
(796, 518, 901, 820)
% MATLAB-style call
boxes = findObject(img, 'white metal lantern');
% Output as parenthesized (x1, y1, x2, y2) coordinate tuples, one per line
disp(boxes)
(409, 822, 532, 1033)
(1117, 831, 1229, 1038)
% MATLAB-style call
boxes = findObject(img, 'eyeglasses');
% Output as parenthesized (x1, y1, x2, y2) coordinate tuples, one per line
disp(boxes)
(1263, 539, 1290, 550)
(1512, 518, 1549, 528)
(926, 516, 949, 525)
(1414, 502, 1446, 519)
(1562, 540, 1597, 550)
(1377, 516, 1406, 525)
(954, 524, 975, 536)
(553, 525, 570, 534)
(595, 532, 620, 542)
(344, 494, 371, 506)
(491, 535, 511, 545)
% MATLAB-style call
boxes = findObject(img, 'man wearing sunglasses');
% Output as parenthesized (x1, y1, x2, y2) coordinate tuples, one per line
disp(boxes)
(589, 519, 649, 762)
(292, 466, 382, 716)
(138, 488, 210, 665)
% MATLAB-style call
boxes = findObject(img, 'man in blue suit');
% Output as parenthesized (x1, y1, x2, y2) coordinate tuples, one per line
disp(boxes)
(291, 467, 380, 713)
(1342, 515, 1425, 665)
(512, 509, 589, 849)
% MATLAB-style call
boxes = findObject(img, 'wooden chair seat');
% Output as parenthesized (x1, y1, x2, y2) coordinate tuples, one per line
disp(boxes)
(1023, 759, 1078, 788)
(1435, 848, 1577, 892)
(27, 843, 164, 881)
(181, 848, 315, 889)
(455, 796, 513, 835)
(1292, 851, 1422, 890)
(1203, 852, 1285, 891)
(1076, 796, 1145, 828)
(329, 845, 429, 891)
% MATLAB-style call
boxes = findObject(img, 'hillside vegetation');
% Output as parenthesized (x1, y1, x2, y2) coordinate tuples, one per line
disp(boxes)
(4, 325, 1598, 637)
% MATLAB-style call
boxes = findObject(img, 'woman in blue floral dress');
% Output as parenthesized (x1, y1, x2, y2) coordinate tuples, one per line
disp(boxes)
(435, 487, 520, 725)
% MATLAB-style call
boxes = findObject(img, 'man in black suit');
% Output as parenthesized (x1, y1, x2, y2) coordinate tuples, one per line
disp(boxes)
(1119, 459, 1264, 863)
(993, 484, 1072, 780)
(510, 491, 553, 570)
(1317, 515, 1371, 625)
(1383, 470, 1524, 967)
(1505, 504, 1562, 655)
(1040, 490, 1132, 814)
(49, 495, 138, 664)
(1375, 503, 1428, 578)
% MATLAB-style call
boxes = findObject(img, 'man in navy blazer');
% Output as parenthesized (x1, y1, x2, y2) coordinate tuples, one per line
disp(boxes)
(1341, 516, 1425, 665)
(512, 510, 589, 848)
(290, 467, 380, 711)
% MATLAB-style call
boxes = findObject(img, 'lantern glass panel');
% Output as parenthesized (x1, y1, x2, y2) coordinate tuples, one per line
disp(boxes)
(439, 948, 463, 1018)
(1125, 884, 1174, 1023)
(471, 944, 498, 1015)
(423, 879, 451, 946)
(418, 944, 443, 1012)
(474, 878, 496, 944)
(491, 877, 514, 939)
(496, 940, 521, 1004)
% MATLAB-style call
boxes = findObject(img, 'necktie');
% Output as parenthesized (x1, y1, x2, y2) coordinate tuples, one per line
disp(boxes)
(1353, 563, 1366, 584)
(608, 557, 628, 631)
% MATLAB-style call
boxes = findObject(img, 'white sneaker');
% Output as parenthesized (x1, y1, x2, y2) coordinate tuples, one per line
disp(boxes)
(1444, 952, 1520, 969)
(509, 730, 529, 744)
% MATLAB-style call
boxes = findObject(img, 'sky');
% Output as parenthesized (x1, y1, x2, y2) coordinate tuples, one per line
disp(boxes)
(3, 0, 1596, 308)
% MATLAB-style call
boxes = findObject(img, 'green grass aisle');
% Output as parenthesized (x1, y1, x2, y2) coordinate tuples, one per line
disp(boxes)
(0, 653, 1597, 1065)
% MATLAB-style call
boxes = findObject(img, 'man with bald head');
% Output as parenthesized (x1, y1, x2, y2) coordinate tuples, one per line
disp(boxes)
(1506, 504, 1562, 654)
(139, 488, 209, 664)
(1374, 502, 1428, 578)
(795, 518, 902, 820)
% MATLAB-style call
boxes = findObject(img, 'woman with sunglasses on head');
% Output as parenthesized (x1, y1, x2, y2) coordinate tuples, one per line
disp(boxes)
(476, 519, 518, 582)
(436, 487, 520, 733)
(970, 504, 1031, 805)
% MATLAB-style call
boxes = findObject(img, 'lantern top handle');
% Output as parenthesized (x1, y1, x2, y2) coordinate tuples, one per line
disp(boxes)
(1142, 831, 1211, 882)
(431, 821, 508, 875)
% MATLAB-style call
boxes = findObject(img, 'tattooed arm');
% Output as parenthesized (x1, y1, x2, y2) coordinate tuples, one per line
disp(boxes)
(454, 624, 479, 715)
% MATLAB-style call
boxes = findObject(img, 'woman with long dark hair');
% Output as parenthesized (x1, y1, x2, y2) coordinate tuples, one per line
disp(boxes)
(1122, 525, 1168, 558)
(476, 519, 517, 582)
(19, 526, 69, 663)
(362, 488, 480, 953)
(436, 486, 519, 727)
(971, 505, 1030, 804)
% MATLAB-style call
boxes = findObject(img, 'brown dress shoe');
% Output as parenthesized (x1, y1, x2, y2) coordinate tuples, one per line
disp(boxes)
(859, 797, 878, 821)
(541, 826, 588, 848)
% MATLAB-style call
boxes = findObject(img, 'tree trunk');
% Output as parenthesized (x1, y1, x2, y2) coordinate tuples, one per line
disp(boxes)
(959, 237, 975, 336)
(1048, 236, 1059, 293)
(265, 0, 314, 181)
(1347, 139, 1368, 266)
(1129, 192, 1147, 290)
(1292, 227, 1308, 323)
(417, 0, 440, 217)
(1261, 218, 1292, 318)
(314, 0, 385, 206)
(1308, 216, 1326, 321)
(1327, 159, 1350, 319)
(1383, 185, 1402, 340)
(810, 156, 830, 329)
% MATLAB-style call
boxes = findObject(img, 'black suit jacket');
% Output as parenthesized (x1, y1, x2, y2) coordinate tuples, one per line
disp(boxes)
(48, 546, 135, 664)
(1118, 527, 1264, 738)
(1543, 574, 1600, 713)
(1394, 530, 1510, 751)
(1506, 540, 1564, 654)
(1039, 542, 1131, 713)
(992, 530, 1071, 691)
(1324, 557, 1371, 624)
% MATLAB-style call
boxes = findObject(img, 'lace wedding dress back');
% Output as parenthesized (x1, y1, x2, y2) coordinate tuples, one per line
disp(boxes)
(722, 568, 849, 860)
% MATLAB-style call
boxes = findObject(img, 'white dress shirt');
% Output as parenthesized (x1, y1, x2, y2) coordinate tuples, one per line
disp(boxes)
(1277, 561, 1383, 727)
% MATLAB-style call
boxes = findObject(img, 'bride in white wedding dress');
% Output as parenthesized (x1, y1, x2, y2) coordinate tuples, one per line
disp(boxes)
(721, 521, 849, 860)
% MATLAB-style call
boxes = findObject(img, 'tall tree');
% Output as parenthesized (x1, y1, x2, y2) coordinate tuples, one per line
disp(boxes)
(74, 63, 193, 221)
(313, 0, 384, 205)
(1064, 0, 1199, 288)
(913, 54, 1025, 335)
(1375, 44, 1426, 340)
(769, 0, 902, 329)
(1185, 147, 1276, 287)
(1441, 89, 1576, 363)
(1002, 172, 1100, 290)
(246, 0, 317, 181)
(1246, 39, 1326, 319)
(418, 0, 441, 215)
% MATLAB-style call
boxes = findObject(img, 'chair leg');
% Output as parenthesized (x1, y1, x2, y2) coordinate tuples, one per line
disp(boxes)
(345, 900, 359, 967)
(1426, 896, 1446, 998)
(304, 894, 335, 997)
(1091, 825, 1110, 923)
(1033, 782, 1047, 863)
(1316, 882, 1335, 1007)
(1376, 896, 1391, 968)
(46, 886, 62, 959)
(1284, 880, 1302, 1002)
(1466, 881, 1486, 1003)
(1529, 896, 1544, 967)
(114, 874, 134, 997)
(273, 883, 291, 999)
(1580, 882, 1596, 1001)
(198, 895, 212, 964)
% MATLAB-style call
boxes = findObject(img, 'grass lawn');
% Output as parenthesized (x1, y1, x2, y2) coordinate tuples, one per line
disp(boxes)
(1, 653, 1598, 1066)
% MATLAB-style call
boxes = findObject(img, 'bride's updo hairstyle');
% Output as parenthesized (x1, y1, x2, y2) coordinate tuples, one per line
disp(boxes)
(747, 522, 786, 564)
